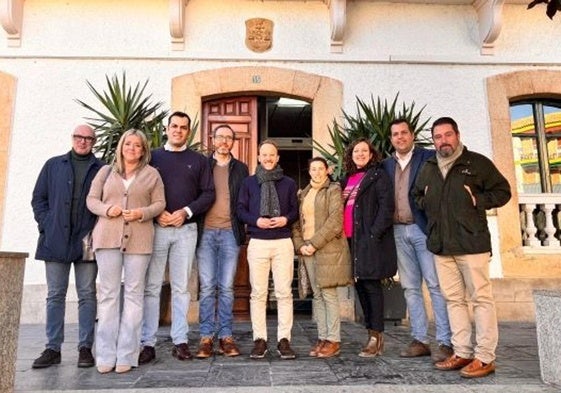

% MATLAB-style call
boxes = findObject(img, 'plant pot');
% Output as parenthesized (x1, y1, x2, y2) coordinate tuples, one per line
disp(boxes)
(383, 282, 406, 323)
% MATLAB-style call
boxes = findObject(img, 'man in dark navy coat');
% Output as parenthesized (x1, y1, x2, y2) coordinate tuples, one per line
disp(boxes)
(31, 124, 103, 369)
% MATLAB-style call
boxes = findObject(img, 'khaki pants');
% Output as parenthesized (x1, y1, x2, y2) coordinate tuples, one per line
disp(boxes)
(247, 238, 294, 342)
(304, 256, 341, 342)
(434, 252, 498, 364)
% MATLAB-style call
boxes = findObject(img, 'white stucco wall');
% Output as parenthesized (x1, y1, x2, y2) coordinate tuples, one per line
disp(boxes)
(0, 0, 560, 321)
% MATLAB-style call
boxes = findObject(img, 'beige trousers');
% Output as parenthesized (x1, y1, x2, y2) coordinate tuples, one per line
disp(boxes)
(247, 238, 294, 342)
(304, 256, 341, 342)
(434, 252, 498, 364)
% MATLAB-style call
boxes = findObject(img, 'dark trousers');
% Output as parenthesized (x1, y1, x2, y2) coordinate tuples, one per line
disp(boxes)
(355, 279, 384, 332)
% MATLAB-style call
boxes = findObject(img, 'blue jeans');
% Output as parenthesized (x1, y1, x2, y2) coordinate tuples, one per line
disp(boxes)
(196, 228, 240, 339)
(394, 224, 451, 345)
(142, 223, 197, 346)
(45, 261, 97, 351)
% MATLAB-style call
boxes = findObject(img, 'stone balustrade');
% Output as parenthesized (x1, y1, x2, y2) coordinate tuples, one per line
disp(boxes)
(518, 194, 561, 250)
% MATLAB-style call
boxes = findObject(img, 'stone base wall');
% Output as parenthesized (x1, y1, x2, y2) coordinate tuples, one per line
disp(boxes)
(20, 284, 356, 324)
(22, 277, 561, 324)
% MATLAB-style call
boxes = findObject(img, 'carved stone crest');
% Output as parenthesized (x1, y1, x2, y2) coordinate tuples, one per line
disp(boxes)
(245, 18, 273, 53)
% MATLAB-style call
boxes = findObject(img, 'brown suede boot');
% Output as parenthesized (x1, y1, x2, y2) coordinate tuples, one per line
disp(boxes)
(358, 330, 384, 357)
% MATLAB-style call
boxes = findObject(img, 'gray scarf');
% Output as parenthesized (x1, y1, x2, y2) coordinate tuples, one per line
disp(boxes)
(437, 141, 464, 178)
(256, 164, 283, 217)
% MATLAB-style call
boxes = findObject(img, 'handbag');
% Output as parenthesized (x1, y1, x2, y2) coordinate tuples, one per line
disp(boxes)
(81, 165, 112, 262)
(297, 256, 311, 299)
(82, 231, 95, 261)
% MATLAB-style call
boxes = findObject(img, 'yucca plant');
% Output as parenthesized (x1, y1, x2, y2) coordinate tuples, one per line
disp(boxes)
(313, 93, 431, 180)
(527, 0, 561, 19)
(75, 72, 169, 163)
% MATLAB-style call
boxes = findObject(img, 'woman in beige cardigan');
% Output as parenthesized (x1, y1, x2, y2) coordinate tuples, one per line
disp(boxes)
(292, 157, 352, 358)
(87, 129, 165, 374)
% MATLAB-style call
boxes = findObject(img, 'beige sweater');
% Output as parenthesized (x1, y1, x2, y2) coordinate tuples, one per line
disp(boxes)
(86, 165, 165, 254)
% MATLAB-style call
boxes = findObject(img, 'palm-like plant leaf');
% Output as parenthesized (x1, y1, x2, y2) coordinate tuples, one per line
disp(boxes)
(313, 93, 431, 180)
(75, 72, 169, 163)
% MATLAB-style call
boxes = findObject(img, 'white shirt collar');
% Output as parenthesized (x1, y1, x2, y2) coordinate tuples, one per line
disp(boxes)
(395, 147, 414, 170)
(164, 142, 187, 152)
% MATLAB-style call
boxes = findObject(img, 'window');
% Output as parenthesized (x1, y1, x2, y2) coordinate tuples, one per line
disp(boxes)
(510, 100, 561, 193)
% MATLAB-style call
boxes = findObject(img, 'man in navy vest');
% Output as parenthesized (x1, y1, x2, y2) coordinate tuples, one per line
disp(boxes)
(382, 119, 452, 363)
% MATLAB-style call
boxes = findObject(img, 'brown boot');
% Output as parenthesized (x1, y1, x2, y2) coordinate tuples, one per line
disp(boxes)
(358, 330, 384, 357)
(309, 340, 325, 357)
(317, 340, 340, 358)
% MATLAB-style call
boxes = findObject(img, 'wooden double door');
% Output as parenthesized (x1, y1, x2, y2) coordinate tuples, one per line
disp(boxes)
(202, 96, 258, 320)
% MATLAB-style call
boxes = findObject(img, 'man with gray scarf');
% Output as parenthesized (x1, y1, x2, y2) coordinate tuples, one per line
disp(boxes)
(413, 117, 511, 379)
(237, 140, 298, 360)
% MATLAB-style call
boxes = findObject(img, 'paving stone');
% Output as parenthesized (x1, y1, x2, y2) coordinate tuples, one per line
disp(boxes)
(14, 320, 561, 392)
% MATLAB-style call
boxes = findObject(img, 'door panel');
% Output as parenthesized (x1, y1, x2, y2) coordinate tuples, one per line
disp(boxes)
(203, 96, 258, 174)
(202, 96, 258, 320)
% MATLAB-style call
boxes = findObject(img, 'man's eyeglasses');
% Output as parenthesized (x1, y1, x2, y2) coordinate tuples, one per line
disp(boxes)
(213, 135, 234, 142)
(73, 135, 95, 143)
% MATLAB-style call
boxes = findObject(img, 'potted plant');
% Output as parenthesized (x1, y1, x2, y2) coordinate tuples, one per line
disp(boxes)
(313, 93, 430, 181)
(76, 72, 169, 162)
(527, 0, 561, 19)
(313, 93, 431, 323)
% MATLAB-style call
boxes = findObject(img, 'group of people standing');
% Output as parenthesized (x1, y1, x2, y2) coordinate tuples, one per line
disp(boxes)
(30, 111, 510, 380)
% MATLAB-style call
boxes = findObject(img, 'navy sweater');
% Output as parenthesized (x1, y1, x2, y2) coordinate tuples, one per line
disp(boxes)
(150, 148, 215, 223)
(236, 175, 298, 240)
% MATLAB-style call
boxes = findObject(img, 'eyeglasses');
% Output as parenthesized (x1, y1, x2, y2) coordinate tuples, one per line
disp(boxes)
(73, 135, 95, 143)
(213, 135, 234, 142)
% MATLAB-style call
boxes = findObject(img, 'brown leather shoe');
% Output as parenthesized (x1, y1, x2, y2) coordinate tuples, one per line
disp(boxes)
(138, 346, 155, 365)
(195, 338, 214, 359)
(277, 338, 296, 360)
(250, 339, 268, 359)
(317, 340, 340, 358)
(358, 330, 384, 357)
(309, 340, 325, 357)
(431, 343, 454, 363)
(400, 339, 431, 357)
(217, 337, 240, 357)
(172, 343, 193, 361)
(434, 354, 472, 371)
(460, 358, 496, 378)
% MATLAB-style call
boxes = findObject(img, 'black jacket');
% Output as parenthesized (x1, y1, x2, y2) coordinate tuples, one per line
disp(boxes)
(342, 163, 397, 280)
(31, 151, 103, 262)
(413, 146, 511, 256)
(200, 155, 249, 246)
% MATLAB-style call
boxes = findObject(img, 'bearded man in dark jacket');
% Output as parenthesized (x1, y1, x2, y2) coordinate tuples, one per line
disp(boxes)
(413, 117, 511, 379)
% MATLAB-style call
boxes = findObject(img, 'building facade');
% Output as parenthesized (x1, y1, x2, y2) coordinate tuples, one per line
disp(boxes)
(1, 0, 560, 323)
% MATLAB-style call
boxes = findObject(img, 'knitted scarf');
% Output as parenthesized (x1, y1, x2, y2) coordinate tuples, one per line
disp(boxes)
(437, 141, 464, 178)
(256, 164, 283, 217)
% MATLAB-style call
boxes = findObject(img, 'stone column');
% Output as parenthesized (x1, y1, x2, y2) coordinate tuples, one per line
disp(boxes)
(0, 252, 28, 393)
(533, 289, 561, 387)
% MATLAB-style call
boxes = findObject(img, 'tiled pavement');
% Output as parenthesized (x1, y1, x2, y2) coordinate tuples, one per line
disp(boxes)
(15, 318, 560, 393)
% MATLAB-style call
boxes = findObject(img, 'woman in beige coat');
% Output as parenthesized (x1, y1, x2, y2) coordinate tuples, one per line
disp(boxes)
(87, 129, 165, 374)
(292, 157, 352, 358)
